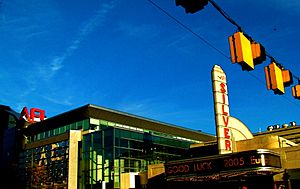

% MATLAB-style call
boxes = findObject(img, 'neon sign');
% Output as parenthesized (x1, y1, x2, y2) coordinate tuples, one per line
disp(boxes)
(19, 107, 46, 123)
(212, 65, 233, 154)
(165, 150, 281, 178)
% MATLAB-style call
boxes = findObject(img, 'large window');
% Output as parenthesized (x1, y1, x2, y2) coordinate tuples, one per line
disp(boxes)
(82, 122, 192, 189)
(18, 140, 69, 188)
(27, 119, 89, 143)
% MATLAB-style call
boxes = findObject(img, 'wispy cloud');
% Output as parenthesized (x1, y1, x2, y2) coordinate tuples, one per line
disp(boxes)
(43, 96, 73, 106)
(45, 1, 117, 79)
(116, 22, 160, 39)
(118, 101, 149, 115)
(0, 1, 56, 40)
(0, 1, 117, 108)
(116, 96, 214, 132)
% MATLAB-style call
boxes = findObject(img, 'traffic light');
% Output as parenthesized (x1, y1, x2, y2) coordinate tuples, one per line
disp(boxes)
(175, 0, 208, 14)
(251, 41, 266, 65)
(228, 32, 254, 71)
(264, 62, 285, 95)
(282, 69, 293, 87)
(292, 85, 300, 99)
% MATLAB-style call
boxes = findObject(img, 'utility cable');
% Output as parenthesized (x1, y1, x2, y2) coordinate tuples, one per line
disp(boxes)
(147, 0, 230, 59)
(146, 0, 300, 107)
(266, 52, 300, 81)
(208, 0, 300, 81)
(208, 0, 242, 32)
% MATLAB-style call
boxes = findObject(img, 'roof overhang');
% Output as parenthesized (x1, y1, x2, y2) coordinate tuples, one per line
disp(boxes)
(22, 104, 215, 142)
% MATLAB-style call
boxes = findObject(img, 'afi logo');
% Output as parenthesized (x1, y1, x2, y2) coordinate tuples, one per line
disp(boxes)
(19, 107, 45, 123)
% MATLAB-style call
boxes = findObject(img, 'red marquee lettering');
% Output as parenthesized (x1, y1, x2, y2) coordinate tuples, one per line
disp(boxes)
(225, 140, 232, 151)
(222, 116, 229, 127)
(222, 104, 228, 116)
(218, 79, 232, 152)
(220, 83, 227, 93)
(224, 128, 230, 139)
(222, 93, 226, 104)
(167, 165, 189, 174)
(193, 162, 212, 171)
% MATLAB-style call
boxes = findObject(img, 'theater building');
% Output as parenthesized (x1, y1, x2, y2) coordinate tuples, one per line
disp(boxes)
(165, 125, 300, 189)
(1, 103, 300, 189)
(162, 65, 300, 189)
(2, 65, 300, 189)
(0, 104, 215, 189)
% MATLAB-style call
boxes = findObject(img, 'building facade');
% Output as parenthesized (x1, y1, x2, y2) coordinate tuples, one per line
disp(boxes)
(164, 123, 300, 189)
(0, 105, 21, 188)
(1, 104, 215, 189)
(2, 103, 299, 189)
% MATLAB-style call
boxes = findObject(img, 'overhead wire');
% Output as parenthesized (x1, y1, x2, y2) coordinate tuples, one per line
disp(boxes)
(208, 0, 300, 82)
(147, 0, 230, 59)
(208, 0, 242, 32)
(266, 52, 300, 81)
(146, 0, 300, 108)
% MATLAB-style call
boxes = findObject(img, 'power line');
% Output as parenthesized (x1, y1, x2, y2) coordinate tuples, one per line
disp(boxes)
(146, 0, 300, 107)
(248, 71, 300, 108)
(208, 0, 242, 32)
(266, 52, 300, 81)
(207, 0, 300, 82)
(150, 0, 300, 83)
(146, 0, 230, 59)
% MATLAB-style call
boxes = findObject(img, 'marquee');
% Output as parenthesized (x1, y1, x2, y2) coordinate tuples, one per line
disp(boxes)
(165, 149, 281, 181)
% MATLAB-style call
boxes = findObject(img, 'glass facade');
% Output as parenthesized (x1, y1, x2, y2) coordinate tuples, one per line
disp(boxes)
(18, 140, 69, 188)
(82, 119, 195, 189)
(25, 119, 89, 143)
(18, 116, 202, 189)
(17, 119, 89, 189)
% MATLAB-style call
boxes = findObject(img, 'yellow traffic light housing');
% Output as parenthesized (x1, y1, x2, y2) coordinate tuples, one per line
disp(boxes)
(229, 32, 254, 71)
(251, 41, 266, 65)
(292, 85, 300, 99)
(264, 62, 285, 95)
(282, 69, 293, 87)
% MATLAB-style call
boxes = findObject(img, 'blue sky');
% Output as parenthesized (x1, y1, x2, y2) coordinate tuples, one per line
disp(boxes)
(1, 0, 299, 135)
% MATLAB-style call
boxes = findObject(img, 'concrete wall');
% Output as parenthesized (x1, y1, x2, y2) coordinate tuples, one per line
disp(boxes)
(68, 130, 82, 189)
(273, 146, 300, 169)
(235, 135, 296, 152)
(148, 164, 165, 179)
(120, 172, 138, 189)
(236, 135, 300, 181)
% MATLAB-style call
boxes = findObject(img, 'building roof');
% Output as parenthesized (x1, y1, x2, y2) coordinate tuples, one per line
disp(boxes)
(0, 105, 20, 120)
(255, 126, 300, 144)
(23, 104, 216, 142)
